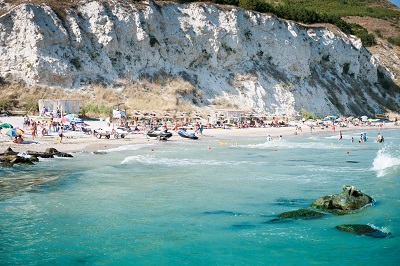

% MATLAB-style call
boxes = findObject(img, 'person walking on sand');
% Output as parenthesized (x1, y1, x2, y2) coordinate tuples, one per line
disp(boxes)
(58, 127, 64, 143)
(199, 123, 204, 136)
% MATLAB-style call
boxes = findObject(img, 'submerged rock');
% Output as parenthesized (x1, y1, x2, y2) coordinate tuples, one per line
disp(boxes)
(310, 186, 374, 215)
(275, 208, 326, 220)
(335, 224, 390, 238)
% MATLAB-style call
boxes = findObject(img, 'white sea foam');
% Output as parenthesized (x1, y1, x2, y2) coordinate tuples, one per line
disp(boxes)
(368, 223, 390, 234)
(121, 155, 250, 166)
(372, 147, 400, 177)
(98, 144, 152, 153)
(240, 140, 343, 150)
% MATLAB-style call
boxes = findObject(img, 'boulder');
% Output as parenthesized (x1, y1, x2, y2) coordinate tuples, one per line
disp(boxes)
(335, 224, 390, 238)
(0, 154, 35, 165)
(26, 148, 73, 158)
(27, 151, 54, 158)
(1, 147, 18, 156)
(310, 186, 374, 215)
(45, 148, 73, 158)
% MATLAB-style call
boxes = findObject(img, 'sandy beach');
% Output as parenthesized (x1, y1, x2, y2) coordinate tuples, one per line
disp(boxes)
(0, 115, 398, 154)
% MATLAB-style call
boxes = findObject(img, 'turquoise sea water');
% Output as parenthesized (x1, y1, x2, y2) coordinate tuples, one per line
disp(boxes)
(1, 128, 399, 265)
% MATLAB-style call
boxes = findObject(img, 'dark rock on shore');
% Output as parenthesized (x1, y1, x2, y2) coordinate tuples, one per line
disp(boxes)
(310, 185, 374, 215)
(335, 224, 390, 238)
(0, 147, 72, 166)
(26, 148, 73, 158)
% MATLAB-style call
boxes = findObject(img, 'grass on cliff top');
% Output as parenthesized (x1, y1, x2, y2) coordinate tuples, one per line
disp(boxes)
(0, 77, 207, 118)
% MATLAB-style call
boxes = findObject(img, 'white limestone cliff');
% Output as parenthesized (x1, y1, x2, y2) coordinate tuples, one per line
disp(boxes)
(0, 0, 398, 116)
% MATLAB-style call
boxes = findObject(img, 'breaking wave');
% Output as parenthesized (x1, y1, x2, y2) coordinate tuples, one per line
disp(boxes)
(98, 144, 152, 153)
(121, 155, 250, 166)
(240, 140, 343, 150)
(372, 147, 400, 177)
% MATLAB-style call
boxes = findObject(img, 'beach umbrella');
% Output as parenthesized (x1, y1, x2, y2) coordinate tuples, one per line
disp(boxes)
(5, 128, 23, 137)
(0, 122, 13, 128)
(58, 117, 70, 123)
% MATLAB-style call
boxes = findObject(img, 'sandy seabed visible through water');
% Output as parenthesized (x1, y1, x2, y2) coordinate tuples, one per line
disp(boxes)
(0, 116, 399, 265)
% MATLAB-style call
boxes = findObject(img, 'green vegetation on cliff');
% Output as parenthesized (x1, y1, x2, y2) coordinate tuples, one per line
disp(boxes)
(2, 0, 398, 46)
(178, 0, 399, 46)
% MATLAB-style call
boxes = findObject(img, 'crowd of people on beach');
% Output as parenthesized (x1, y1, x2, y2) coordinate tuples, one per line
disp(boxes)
(0, 111, 395, 147)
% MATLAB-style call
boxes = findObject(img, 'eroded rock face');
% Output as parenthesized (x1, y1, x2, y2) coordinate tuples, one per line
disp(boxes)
(310, 186, 374, 215)
(335, 224, 390, 238)
(1, 1, 396, 116)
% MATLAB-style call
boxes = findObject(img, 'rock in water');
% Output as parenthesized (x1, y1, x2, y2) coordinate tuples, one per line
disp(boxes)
(45, 148, 73, 158)
(277, 208, 326, 219)
(335, 224, 390, 238)
(310, 185, 374, 215)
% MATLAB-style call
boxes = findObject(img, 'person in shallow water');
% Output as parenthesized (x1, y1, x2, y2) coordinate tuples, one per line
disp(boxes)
(377, 133, 384, 143)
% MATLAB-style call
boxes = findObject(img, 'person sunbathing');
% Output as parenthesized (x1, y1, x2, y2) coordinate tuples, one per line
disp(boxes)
(13, 135, 24, 144)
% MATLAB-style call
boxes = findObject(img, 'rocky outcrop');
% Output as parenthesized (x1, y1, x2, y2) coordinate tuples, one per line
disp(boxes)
(310, 185, 374, 215)
(335, 224, 390, 238)
(26, 147, 73, 158)
(0, 147, 72, 166)
(0, 0, 398, 116)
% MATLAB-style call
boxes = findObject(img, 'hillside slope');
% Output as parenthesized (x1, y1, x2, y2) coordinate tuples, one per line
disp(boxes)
(0, 0, 399, 117)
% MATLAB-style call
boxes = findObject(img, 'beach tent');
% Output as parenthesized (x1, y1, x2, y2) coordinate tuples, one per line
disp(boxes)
(113, 109, 126, 119)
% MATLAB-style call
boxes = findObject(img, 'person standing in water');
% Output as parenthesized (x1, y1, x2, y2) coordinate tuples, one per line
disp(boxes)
(338, 131, 342, 140)
(377, 133, 384, 143)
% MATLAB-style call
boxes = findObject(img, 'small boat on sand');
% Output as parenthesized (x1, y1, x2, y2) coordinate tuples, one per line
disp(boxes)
(178, 129, 198, 140)
(147, 129, 172, 140)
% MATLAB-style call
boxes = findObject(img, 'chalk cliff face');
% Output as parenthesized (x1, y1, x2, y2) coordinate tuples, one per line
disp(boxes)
(0, 0, 398, 116)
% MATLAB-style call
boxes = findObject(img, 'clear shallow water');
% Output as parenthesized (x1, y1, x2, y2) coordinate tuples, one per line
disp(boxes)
(1, 129, 399, 265)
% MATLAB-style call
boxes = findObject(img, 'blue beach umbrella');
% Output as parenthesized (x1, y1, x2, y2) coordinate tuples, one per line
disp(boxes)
(5, 128, 17, 137)
(0, 122, 13, 128)
(4, 128, 24, 137)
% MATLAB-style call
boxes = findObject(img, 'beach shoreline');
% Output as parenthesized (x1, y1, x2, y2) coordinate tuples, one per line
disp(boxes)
(0, 116, 398, 154)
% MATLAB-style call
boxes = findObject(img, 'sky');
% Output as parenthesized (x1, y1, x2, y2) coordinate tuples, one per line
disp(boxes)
(389, 0, 400, 8)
